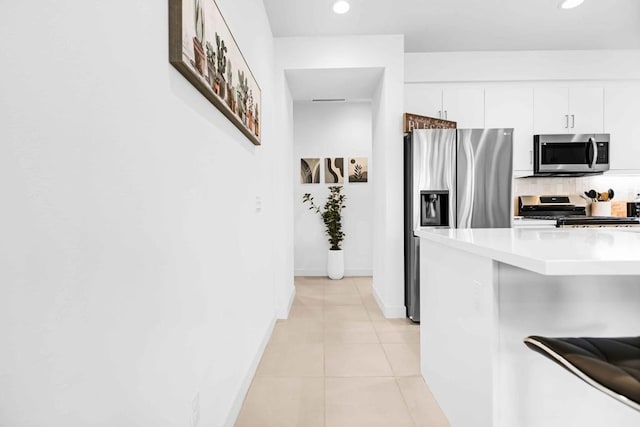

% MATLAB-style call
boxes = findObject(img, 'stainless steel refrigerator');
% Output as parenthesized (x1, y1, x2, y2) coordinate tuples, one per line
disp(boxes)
(403, 129, 513, 322)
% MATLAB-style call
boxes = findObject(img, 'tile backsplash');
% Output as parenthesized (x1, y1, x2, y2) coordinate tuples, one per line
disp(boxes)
(514, 175, 640, 201)
(514, 174, 640, 216)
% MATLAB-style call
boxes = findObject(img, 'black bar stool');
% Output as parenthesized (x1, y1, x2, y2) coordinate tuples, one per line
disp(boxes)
(524, 336, 640, 412)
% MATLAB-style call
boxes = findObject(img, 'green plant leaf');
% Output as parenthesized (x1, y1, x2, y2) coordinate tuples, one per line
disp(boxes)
(301, 186, 347, 250)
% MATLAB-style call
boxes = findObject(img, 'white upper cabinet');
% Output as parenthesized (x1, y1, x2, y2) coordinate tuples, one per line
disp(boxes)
(404, 85, 443, 119)
(404, 86, 485, 128)
(485, 87, 534, 173)
(533, 87, 604, 134)
(604, 85, 640, 171)
(569, 88, 604, 134)
(533, 88, 570, 133)
(442, 88, 485, 128)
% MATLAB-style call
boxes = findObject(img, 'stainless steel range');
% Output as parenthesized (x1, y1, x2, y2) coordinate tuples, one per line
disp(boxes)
(518, 195, 640, 228)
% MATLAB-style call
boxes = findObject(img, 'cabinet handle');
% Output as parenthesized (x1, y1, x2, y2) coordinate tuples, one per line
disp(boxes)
(530, 150, 533, 165)
(444, 110, 448, 120)
(438, 110, 442, 119)
(565, 115, 569, 129)
(571, 114, 575, 129)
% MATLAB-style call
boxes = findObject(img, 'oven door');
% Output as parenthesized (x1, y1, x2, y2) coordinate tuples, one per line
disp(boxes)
(534, 134, 609, 175)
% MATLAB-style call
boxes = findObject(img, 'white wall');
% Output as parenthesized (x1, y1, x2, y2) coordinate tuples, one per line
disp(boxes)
(405, 50, 640, 83)
(293, 102, 373, 276)
(276, 35, 406, 317)
(0, 1, 293, 426)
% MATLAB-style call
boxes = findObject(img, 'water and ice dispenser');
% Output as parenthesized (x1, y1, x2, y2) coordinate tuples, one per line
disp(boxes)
(420, 191, 449, 227)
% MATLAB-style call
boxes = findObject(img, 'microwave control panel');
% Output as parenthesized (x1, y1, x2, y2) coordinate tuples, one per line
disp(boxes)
(597, 142, 609, 164)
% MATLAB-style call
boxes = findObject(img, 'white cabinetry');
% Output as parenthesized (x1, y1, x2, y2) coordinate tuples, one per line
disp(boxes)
(533, 87, 603, 134)
(533, 88, 568, 134)
(404, 85, 484, 128)
(604, 85, 640, 171)
(570, 88, 604, 133)
(485, 87, 534, 174)
(442, 88, 485, 128)
(404, 85, 443, 119)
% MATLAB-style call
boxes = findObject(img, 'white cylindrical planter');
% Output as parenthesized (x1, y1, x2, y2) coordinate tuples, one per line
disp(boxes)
(591, 201, 612, 217)
(327, 249, 344, 280)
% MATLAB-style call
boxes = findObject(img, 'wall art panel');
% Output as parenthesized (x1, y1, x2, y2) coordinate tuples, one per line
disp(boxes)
(169, 0, 261, 145)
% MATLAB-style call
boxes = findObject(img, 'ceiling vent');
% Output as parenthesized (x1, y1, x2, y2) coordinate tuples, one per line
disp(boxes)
(311, 98, 346, 102)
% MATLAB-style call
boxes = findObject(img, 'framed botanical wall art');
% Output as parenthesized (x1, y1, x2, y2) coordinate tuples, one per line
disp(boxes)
(169, 0, 262, 145)
(348, 157, 368, 183)
(301, 158, 321, 184)
(324, 158, 344, 184)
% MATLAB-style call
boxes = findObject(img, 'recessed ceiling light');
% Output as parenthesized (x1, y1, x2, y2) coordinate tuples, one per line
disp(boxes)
(560, 0, 584, 9)
(333, 0, 350, 14)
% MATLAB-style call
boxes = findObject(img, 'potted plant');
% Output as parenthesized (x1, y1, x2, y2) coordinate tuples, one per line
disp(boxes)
(247, 89, 254, 132)
(192, 0, 206, 75)
(225, 60, 234, 109)
(253, 103, 259, 137)
(205, 41, 216, 87)
(302, 186, 347, 280)
(214, 33, 227, 98)
(237, 70, 249, 125)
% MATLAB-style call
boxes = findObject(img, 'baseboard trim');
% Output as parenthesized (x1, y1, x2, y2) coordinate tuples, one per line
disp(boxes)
(277, 285, 296, 319)
(372, 285, 406, 319)
(224, 316, 277, 427)
(294, 269, 373, 277)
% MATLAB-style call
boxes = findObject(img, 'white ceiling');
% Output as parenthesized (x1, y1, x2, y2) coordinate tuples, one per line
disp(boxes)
(285, 67, 384, 101)
(263, 0, 640, 52)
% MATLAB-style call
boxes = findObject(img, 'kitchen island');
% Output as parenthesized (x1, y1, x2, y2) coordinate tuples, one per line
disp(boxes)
(416, 228, 640, 427)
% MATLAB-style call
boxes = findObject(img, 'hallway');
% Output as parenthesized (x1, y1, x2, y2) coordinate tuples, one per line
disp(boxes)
(235, 277, 449, 426)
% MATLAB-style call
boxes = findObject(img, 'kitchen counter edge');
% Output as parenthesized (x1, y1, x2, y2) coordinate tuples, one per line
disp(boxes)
(415, 227, 640, 276)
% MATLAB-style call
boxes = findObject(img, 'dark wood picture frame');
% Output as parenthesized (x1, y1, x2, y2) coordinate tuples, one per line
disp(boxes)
(169, 0, 262, 146)
(403, 113, 457, 133)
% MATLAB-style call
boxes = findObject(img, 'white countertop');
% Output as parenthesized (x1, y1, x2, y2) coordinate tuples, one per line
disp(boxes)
(512, 217, 557, 228)
(416, 228, 640, 275)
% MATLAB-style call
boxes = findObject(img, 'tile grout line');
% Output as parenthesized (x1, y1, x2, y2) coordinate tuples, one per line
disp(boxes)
(244, 278, 428, 426)
(394, 376, 420, 427)
(322, 280, 327, 427)
(291, 279, 418, 425)
(362, 280, 419, 426)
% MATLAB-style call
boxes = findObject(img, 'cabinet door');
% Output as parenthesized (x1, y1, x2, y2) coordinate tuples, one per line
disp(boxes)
(533, 88, 569, 134)
(404, 85, 443, 119)
(569, 87, 604, 133)
(442, 88, 485, 128)
(485, 87, 534, 173)
(604, 85, 640, 171)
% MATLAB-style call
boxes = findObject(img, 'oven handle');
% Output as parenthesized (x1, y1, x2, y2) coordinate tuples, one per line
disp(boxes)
(588, 137, 597, 169)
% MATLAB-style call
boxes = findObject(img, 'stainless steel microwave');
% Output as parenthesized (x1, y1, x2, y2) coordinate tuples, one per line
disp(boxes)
(533, 134, 610, 176)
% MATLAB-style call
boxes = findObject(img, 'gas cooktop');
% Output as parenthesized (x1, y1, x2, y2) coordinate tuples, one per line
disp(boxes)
(518, 195, 640, 228)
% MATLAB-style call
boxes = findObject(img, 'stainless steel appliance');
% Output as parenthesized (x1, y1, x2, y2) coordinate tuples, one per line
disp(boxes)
(518, 195, 640, 228)
(628, 201, 640, 218)
(404, 129, 513, 322)
(533, 134, 610, 176)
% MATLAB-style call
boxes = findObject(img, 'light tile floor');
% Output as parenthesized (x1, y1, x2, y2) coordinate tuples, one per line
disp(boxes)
(236, 276, 450, 427)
